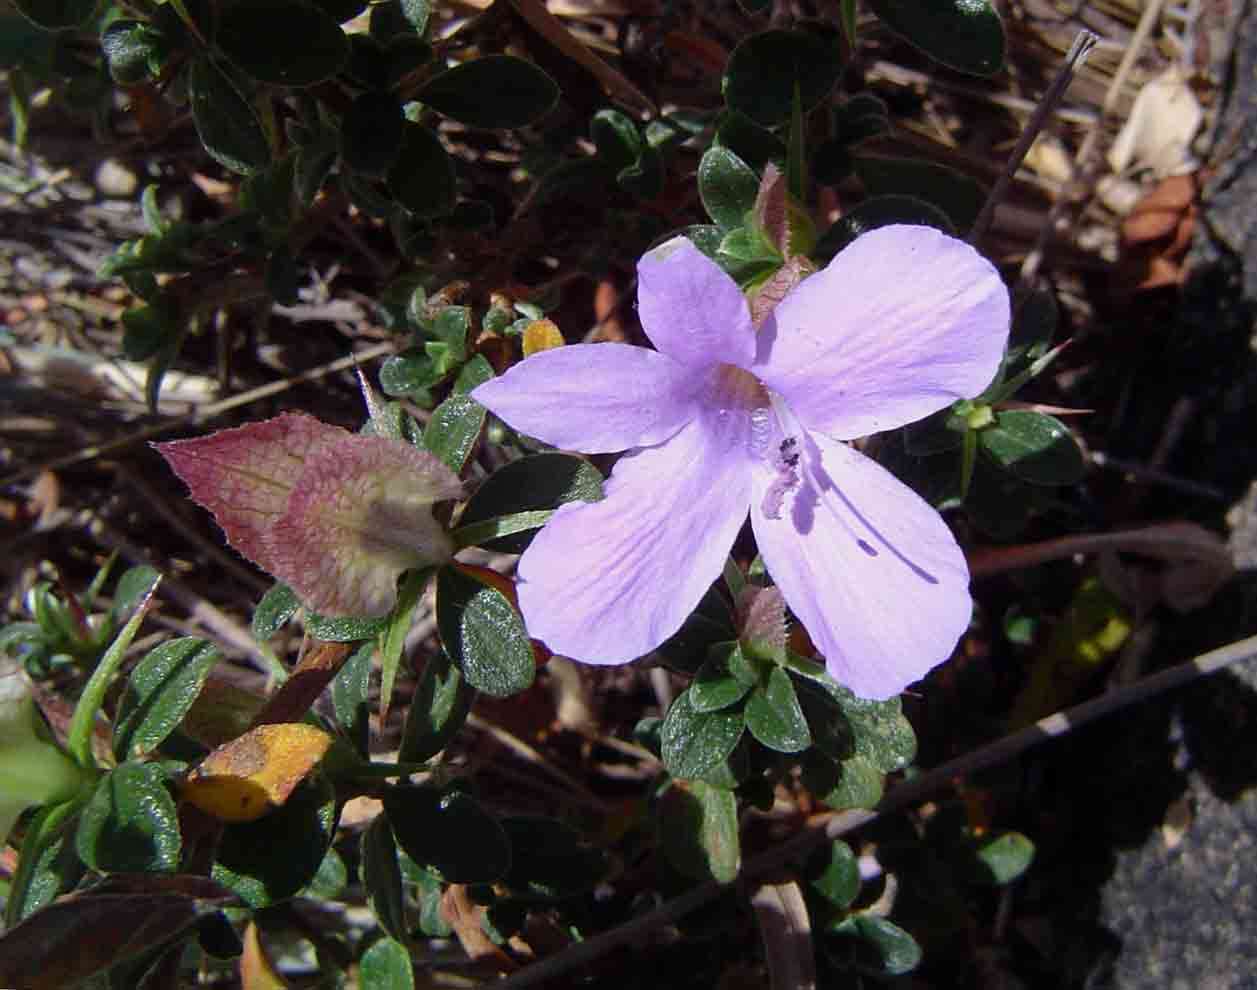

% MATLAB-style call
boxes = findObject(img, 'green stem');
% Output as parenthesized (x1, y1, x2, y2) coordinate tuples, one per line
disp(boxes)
(960, 427, 978, 500)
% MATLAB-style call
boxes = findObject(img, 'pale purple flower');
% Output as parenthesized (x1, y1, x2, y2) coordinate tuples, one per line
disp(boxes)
(471, 225, 1010, 699)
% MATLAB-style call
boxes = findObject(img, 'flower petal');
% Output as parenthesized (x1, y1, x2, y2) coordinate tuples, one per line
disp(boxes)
(472, 343, 698, 454)
(154, 413, 350, 574)
(270, 436, 464, 616)
(516, 415, 753, 664)
(637, 236, 756, 370)
(754, 225, 1009, 439)
(751, 430, 971, 699)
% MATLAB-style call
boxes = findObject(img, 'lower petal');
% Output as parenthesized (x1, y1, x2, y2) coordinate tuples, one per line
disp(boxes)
(751, 431, 971, 699)
(516, 417, 752, 665)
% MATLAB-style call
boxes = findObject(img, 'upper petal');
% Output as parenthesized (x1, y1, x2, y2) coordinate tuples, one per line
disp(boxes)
(515, 413, 753, 664)
(751, 429, 971, 700)
(154, 413, 350, 575)
(472, 343, 697, 454)
(637, 236, 756, 371)
(270, 435, 464, 616)
(754, 225, 1010, 439)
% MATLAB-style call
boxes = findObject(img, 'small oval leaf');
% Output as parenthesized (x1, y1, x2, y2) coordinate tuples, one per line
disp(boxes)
(187, 56, 271, 176)
(211, 776, 337, 907)
(744, 666, 811, 753)
(979, 410, 1085, 485)
(435, 565, 534, 698)
(659, 780, 740, 883)
(723, 28, 842, 126)
(387, 122, 456, 218)
(866, 0, 1005, 77)
(359, 936, 414, 990)
(417, 55, 558, 129)
(383, 786, 510, 883)
(75, 762, 180, 873)
(698, 146, 759, 231)
(661, 688, 745, 780)
(217, 0, 349, 87)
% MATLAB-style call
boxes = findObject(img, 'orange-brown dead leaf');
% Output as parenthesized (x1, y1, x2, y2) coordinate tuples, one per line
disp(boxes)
(181, 723, 332, 823)
(240, 922, 289, 990)
(440, 884, 519, 973)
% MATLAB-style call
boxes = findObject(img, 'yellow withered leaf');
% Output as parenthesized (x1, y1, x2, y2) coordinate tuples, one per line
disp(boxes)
(240, 921, 289, 990)
(521, 318, 564, 357)
(180, 723, 332, 823)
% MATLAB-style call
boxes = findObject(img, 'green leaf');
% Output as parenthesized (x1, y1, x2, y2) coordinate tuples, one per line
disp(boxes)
(500, 817, 607, 900)
(456, 453, 604, 553)
(121, 302, 176, 362)
(866, 0, 1005, 76)
(360, 936, 414, 990)
(112, 638, 221, 762)
(362, 815, 408, 940)
(417, 55, 558, 129)
(217, 0, 349, 86)
(435, 566, 534, 698)
(718, 226, 780, 265)
(423, 394, 485, 473)
(388, 122, 455, 217)
(383, 786, 510, 883)
(332, 641, 374, 755)
(75, 762, 180, 873)
(6, 800, 84, 926)
(187, 56, 271, 176)
(802, 752, 884, 810)
(828, 689, 916, 773)
(11, 0, 95, 30)
(853, 155, 987, 233)
(400, 0, 431, 32)
(378, 569, 427, 720)
(698, 146, 759, 231)
(808, 839, 860, 908)
(967, 830, 1035, 886)
(814, 194, 955, 262)
(793, 677, 854, 760)
(304, 611, 388, 642)
(660, 688, 745, 781)
(68, 583, 157, 768)
(714, 109, 786, 173)
(399, 649, 471, 762)
(723, 28, 842, 127)
(828, 914, 922, 976)
(101, 20, 168, 85)
(252, 583, 299, 639)
(305, 845, 347, 898)
(744, 666, 811, 753)
(379, 347, 444, 399)
(212, 776, 337, 907)
(979, 411, 1085, 485)
(617, 143, 664, 199)
(111, 566, 161, 625)
(659, 780, 740, 883)
(454, 353, 494, 393)
(590, 108, 643, 172)
(691, 645, 755, 713)
(341, 91, 405, 177)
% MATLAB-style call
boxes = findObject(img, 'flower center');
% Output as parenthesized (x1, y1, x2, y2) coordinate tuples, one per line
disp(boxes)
(707, 364, 802, 519)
